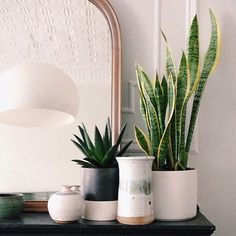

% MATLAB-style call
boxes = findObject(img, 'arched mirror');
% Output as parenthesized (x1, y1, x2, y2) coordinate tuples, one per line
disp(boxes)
(0, 0, 121, 199)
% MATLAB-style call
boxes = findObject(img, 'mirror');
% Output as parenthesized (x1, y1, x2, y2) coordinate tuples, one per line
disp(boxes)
(0, 0, 121, 193)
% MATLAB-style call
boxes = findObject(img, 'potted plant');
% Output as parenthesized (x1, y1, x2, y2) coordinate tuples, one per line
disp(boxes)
(71, 118, 132, 221)
(135, 10, 221, 221)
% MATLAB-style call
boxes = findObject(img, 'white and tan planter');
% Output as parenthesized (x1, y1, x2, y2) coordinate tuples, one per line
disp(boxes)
(153, 169, 197, 221)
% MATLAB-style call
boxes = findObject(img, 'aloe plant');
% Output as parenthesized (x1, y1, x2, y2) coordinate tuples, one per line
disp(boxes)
(135, 10, 221, 171)
(71, 118, 133, 168)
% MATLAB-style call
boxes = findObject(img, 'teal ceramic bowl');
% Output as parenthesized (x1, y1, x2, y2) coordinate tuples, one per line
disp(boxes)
(0, 193, 24, 219)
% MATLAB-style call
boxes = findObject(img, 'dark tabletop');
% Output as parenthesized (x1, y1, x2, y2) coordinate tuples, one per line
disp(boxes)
(0, 211, 216, 236)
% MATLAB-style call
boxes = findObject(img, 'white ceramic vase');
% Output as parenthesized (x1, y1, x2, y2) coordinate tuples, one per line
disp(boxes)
(48, 185, 84, 223)
(153, 169, 197, 221)
(116, 156, 155, 225)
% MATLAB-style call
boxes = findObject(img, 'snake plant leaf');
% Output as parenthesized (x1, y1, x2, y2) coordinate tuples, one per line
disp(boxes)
(94, 126, 105, 160)
(157, 74, 176, 170)
(138, 67, 156, 108)
(143, 88, 161, 156)
(187, 15, 200, 92)
(161, 30, 177, 82)
(117, 140, 133, 157)
(175, 52, 189, 160)
(134, 126, 150, 155)
(176, 150, 188, 170)
(136, 64, 149, 129)
(161, 75, 168, 118)
(186, 9, 221, 154)
(101, 144, 119, 167)
(154, 72, 165, 134)
(72, 159, 96, 168)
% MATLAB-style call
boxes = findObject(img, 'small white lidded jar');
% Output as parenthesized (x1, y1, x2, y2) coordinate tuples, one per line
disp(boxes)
(48, 185, 84, 223)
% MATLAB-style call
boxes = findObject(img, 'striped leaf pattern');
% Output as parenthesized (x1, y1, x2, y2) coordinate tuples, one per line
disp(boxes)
(186, 10, 221, 155)
(135, 10, 221, 170)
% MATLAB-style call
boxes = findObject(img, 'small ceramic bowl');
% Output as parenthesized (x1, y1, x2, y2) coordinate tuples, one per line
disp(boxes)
(0, 193, 24, 219)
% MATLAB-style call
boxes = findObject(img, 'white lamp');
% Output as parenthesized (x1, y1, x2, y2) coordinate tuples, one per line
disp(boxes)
(0, 62, 79, 127)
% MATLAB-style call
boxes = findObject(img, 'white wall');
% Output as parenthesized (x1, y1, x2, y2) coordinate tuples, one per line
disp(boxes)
(110, 0, 235, 235)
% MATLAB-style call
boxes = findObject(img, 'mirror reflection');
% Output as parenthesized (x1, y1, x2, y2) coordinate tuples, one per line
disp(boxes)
(0, 0, 113, 192)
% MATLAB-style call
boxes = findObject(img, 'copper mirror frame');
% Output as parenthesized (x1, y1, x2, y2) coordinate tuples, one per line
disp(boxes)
(91, 0, 121, 140)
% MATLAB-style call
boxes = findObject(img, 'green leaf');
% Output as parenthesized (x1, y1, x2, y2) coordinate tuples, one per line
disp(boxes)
(71, 159, 96, 168)
(134, 126, 150, 155)
(103, 121, 111, 152)
(117, 140, 133, 157)
(71, 139, 92, 157)
(81, 123, 95, 153)
(175, 52, 189, 161)
(187, 15, 200, 92)
(84, 157, 103, 168)
(161, 30, 177, 82)
(94, 126, 105, 160)
(115, 123, 128, 146)
(143, 88, 160, 156)
(157, 74, 176, 170)
(154, 72, 165, 134)
(186, 10, 221, 154)
(101, 144, 119, 167)
(161, 75, 168, 120)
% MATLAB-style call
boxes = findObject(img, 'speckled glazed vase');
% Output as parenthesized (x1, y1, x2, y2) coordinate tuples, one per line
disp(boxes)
(116, 156, 155, 225)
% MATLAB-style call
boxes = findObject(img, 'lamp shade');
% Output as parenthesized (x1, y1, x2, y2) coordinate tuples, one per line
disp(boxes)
(0, 62, 79, 127)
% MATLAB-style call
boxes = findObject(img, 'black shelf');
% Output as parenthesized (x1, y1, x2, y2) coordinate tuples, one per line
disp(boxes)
(0, 212, 215, 236)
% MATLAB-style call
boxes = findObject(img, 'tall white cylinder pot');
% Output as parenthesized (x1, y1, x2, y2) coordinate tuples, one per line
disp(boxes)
(116, 156, 154, 225)
(153, 169, 197, 221)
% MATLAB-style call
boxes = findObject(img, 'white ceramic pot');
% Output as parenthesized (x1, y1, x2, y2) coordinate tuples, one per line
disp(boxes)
(116, 156, 155, 225)
(153, 169, 197, 221)
(48, 185, 84, 223)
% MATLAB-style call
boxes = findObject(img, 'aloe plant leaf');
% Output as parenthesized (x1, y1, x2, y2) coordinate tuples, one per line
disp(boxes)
(71, 139, 92, 157)
(71, 159, 96, 168)
(103, 118, 112, 152)
(186, 10, 221, 154)
(84, 157, 103, 168)
(101, 144, 119, 167)
(117, 140, 133, 157)
(115, 123, 127, 146)
(157, 74, 176, 170)
(161, 30, 177, 82)
(94, 126, 105, 160)
(81, 123, 95, 153)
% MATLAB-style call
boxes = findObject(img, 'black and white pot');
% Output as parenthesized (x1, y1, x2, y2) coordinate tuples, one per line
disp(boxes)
(81, 168, 119, 221)
(152, 168, 197, 221)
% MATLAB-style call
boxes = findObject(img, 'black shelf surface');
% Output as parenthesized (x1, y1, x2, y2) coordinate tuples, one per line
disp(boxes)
(0, 212, 215, 236)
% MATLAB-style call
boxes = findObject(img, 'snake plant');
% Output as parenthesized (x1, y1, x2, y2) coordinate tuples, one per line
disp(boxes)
(135, 10, 221, 171)
(71, 118, 132, 168)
